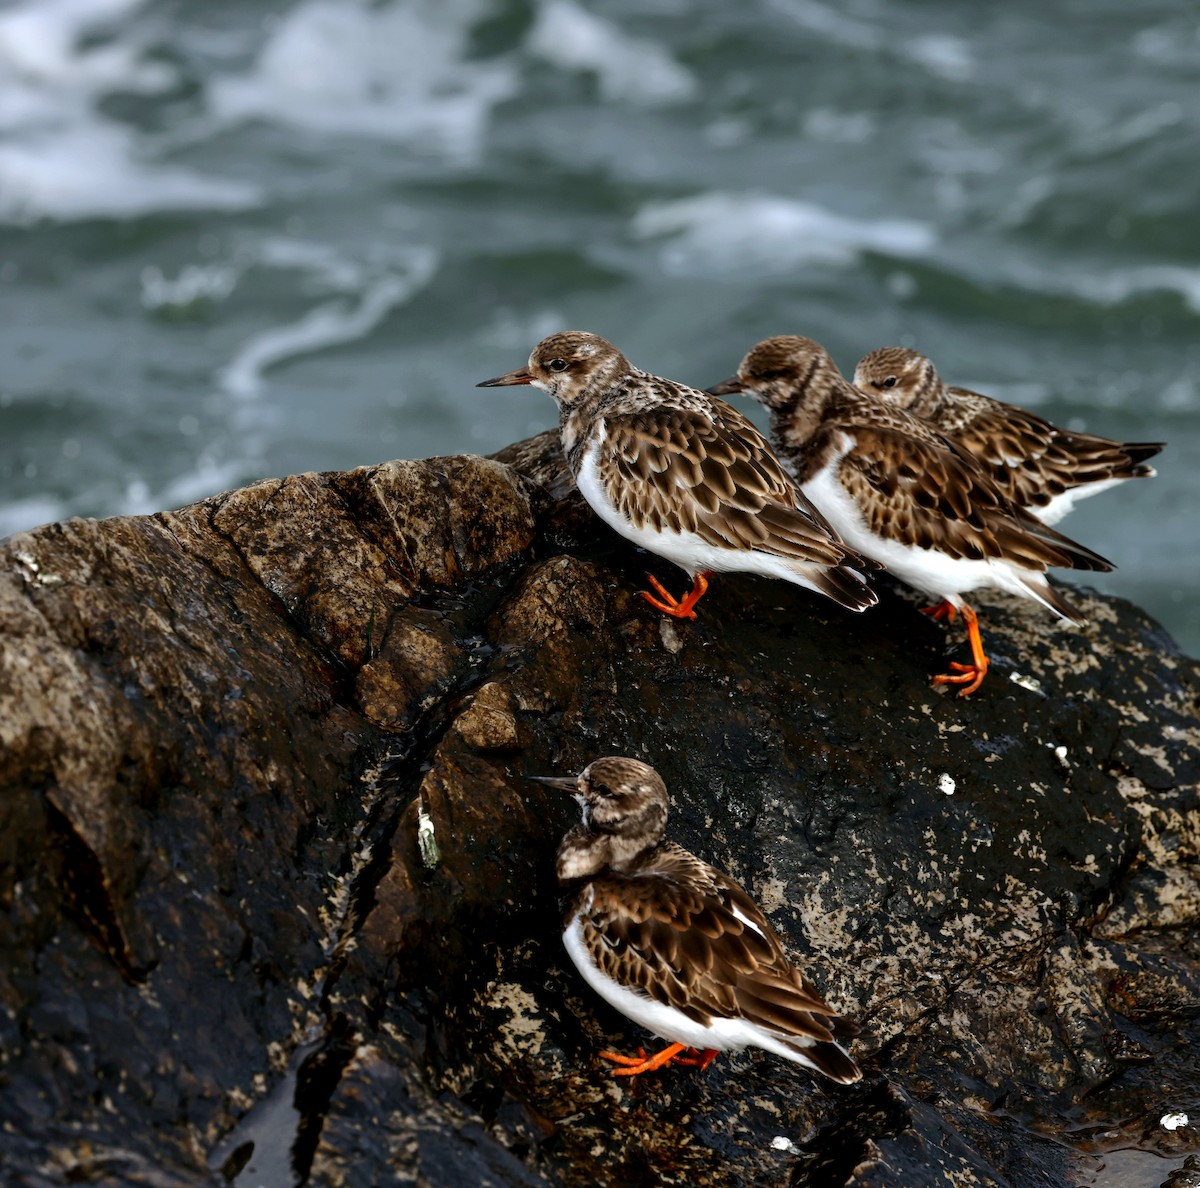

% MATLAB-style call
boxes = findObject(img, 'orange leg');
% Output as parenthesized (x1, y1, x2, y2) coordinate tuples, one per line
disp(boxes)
(670, 1047, 720, 1070)
(600, 1042, 689, 1077)
(920, 600, 958, 623)
(931, 603, 990, 697)
(640, 571, 711, 620)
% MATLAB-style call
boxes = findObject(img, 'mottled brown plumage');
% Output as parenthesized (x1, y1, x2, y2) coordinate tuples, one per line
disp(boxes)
(711, 336, 1115, 695)
(542, 757, 861, 1082)
(478, 331, 876, 616)
(853, 346, 1162, 524)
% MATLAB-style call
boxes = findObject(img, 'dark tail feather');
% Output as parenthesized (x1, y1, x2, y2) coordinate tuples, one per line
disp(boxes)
(785, 1037, 862, 1084)
(1120, 441, 1165, 470)
(1022, 576, 1086, 625)
(807, 563, 879, 613)
(828, 1014, 862, 1040)
(1016, 512, 1114, 573)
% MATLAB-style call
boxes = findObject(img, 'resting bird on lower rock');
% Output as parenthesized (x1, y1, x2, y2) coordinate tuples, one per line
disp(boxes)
(710, 336, 1114, 696)
(536, 756, 862, 1083)
(853, 346, 1163, 526)
(477, 330, 876, 621)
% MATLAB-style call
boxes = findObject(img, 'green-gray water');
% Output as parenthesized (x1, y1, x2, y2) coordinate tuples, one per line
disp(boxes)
(1, 0, 1196, 653)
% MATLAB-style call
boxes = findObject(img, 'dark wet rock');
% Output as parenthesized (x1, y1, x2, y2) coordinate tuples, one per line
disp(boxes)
(1, 435, 1197, 1187)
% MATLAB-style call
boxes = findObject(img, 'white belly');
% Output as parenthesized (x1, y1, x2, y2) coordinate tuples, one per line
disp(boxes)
(562, 907, 846, 1070)
(802, 454, 1042, 606)
(574, 438, 840, 590)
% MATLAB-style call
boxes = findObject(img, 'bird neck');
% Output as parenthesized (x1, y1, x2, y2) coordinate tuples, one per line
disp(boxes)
(559, 369, 640, 473)
(556, 825, 662, 883)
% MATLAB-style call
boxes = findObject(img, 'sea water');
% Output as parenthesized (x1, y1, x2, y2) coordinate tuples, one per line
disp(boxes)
(0, 0, 1196, 653)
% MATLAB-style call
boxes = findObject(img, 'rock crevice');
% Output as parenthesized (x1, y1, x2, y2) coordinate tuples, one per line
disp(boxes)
(0, 433, 1196, 1186)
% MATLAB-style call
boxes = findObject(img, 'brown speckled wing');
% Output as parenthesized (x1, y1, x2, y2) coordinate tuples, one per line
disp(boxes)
(938, 389, 1162, 511)
(597, 399, 852, 568)
(838, 424, 1112, 572)
(580, 849, 853, 1042)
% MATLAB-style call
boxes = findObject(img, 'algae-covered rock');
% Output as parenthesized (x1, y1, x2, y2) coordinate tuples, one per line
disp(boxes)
(0, 436, 1196, 1186)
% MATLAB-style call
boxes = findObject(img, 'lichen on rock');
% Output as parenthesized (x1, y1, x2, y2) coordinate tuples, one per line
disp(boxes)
(0, 432, 1196, 1186)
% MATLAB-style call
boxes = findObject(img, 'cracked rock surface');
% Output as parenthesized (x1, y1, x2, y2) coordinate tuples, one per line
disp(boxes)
(1, 433, 1197, 1186)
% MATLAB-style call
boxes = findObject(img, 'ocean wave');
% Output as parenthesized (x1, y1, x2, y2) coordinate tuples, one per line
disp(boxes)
(0, 495, 67, 540)
(763, 0, 973, 82)
(631, 192, 936, 275)
(0, 125, 260, 224)
(208, 0, 516, 163)
(0, 0, 258, 223)
(219, 245, 440, 400)
(122, 456, 251, 517)
(526, 0, 697, 106)
(1064, 265, 1200, 317)
(983, 253, 1200, 319)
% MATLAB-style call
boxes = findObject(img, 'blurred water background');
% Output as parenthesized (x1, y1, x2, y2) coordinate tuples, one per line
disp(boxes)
(1, 0, 1196, 653)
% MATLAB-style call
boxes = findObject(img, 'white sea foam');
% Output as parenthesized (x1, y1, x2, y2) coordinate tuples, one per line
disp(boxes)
(904, 34, 974, 83)
(220, 246, 439, 400)
(1083, 266, 1200, 316)
(141, 457, 250, 515)
(631, 192, 935, 275)
(1133, 24, 1200, 68)
(526, 0, 697, 105)
(762, 0, 880, 53)
(764, 0, 974, 81)
(141, 262, 241, 313)
(1074, 101, 1184, 157)
(0, 0, 259, 223)
(0, 496, 68, 540)
(209, 0, 516, 163)
(1004, 259, 1200, 318)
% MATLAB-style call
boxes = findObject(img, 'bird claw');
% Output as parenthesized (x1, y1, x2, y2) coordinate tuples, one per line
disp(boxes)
(638, 572, 708, 620)
(920, 600, 958, 623)
(931, 662, 988, 697)
(600, 1043, 689, 1077)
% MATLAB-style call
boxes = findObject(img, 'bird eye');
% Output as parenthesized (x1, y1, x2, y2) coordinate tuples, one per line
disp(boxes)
(881, 376, 898, 390)
(547, 358, 569, 373)
(590, 781, 612, 798)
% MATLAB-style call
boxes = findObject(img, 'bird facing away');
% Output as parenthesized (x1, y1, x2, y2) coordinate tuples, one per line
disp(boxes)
(537, 757, 862, 1082)
(710, 336, 1114, 696)
(853, 346, 1163, 525)
(477, 331, 876, 620)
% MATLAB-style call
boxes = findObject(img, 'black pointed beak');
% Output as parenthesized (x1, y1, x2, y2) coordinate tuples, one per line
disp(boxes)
(477, 367, 534, 387)
(706, 374, 744, 396)
(530, 775, 579, 792)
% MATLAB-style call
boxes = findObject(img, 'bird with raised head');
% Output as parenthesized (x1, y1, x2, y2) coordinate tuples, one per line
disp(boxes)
(478, 331, 876, 620)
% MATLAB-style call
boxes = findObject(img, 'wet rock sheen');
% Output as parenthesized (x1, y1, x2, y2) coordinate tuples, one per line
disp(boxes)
(1, 436, 1196, 1186)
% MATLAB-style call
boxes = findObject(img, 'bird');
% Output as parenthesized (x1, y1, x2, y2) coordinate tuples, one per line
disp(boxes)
(709, 336, 1114, 695)
(853, 346, 1163, 525)
(477, 331, 876, 620)
(536, 756, 862, 1082)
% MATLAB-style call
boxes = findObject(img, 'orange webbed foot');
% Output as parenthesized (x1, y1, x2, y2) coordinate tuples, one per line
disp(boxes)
(920, 600, 958, 623)
(600, 1043, 688, 1077)
(670, 1047, 720, 1070)
(931, 662, 989, 697)
(638, 572, 710, 620)
(930, 603, 990, 697)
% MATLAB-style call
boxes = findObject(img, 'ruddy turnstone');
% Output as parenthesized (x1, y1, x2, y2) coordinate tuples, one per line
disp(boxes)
(477, 331, 876, 619)
(537, 757, 862, 1082)
(853, 347, 1163, 525)
(710, 336, 1114, 695)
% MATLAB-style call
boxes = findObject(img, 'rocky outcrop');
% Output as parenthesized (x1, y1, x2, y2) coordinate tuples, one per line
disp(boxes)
(1, 430, 1197, 1187)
